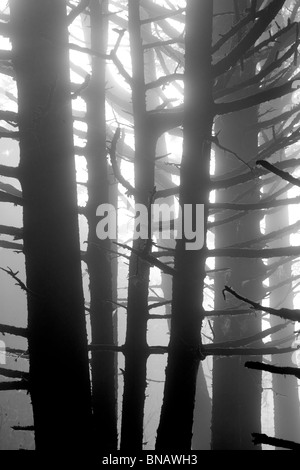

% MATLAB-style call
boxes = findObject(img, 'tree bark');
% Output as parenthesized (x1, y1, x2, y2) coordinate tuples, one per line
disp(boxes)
(211, 0, 263, 450)
(10, 0, 93, 450)
(84, 0, 118, 450)
(156, 0, 213, 451)
(120, 0, 157, 451)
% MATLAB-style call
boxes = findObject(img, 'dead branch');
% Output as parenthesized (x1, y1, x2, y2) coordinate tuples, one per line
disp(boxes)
(108, 127, 137, 196)
(0, 164, 19, 179)
(0, 380, 28, 391)
(114, 241, 176, 276)
(0, 267, 37, 296)
(140, 7, 185, 25)
(210, 246, 300, 259)
(12, 426, 34, 431)
(67, 0, 91, 25)
(0, 129, 19, 139)
(212, 7, 262, 54)
(209, 322, 289, 349)
(252, 433, 300, 450)
(223, 285, 300, 322)
(71, 74, 91, 99)
(0, 367, 29, 380)
(210, 195, 300, 212)
(245, 361, 300, 379)
(204, 309, 254, 317)
(215, 79, 298, 115)
(0, 323, 27, 337)
(148, 300, 171, 310)
(257, 159, 300, 188)
(0, 110, 18, 124)
(68, 42, 109, 60)
(143, 34, 184, 51)
(213, 0, 286, 77)
(204, 345, 296, 356)
(0, 240, 23, 250)
(146, 73, 184, 91)
(0, 225, 22, 239)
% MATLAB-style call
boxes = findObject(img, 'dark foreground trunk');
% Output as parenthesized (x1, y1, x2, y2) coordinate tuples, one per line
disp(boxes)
(156, 0, 213, 451)
(120, 0, 157, 451)
(10, 0, 92, 450)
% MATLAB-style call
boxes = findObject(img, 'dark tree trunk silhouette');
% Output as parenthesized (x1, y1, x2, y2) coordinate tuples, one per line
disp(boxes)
(120, 0, 157, 451)
(156, 0, 213, 451)
(84, 0, 117, 450)
(267, 159, 300, 446)
(9, 0, 93, 450)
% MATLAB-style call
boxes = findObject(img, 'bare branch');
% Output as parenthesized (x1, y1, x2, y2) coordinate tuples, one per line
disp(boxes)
(0, 190, 23, 205)
(68, 42, 109, 60)
(0, 110, 18, 124)
(12, 426, 34, 431)
(0, 380, 28, 391)
(245, 361, 300, 380)
(0, 323, 27, 337)
(210, 195, 300, 212)
(257, 159, 300, 188)
(143, 34, 184, 51)
(212, 8, 262, 54)
(140, 7, 185, 25)
(223, 285, 300, 322)
(146, 73, 184, 91)
(215, 79, 298, 115)
(213, 0, 286, 77)
(211, 246, 300, 259)
(0, 164, 19, 179)
(0, 240, 23, 250)
(0, 267, 37, 296)
(114, 241, 176, 276)
(0, 367, 29, 380)
(204, 345, 296, 356)
(0, 128, 19, 139)
(252, 433, 300, 450)
(67, 0, 91, 25)
(110, 50, 133, 85)
(209, 322, 289, 349)
(109, 128, 137, 196)
(71, 74, 91, 99)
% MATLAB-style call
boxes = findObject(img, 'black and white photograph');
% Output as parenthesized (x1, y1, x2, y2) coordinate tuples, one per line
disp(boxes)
(0, 0, 300, 454)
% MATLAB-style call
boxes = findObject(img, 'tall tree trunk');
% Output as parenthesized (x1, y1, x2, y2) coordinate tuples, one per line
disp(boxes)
(85, 0, 117, 450)
(267, 173, 300, 446)
(10, 0, 93, 450)
(211, 105, 263, 452)
(156, 0, 213, 451)
(211, 0, 263, 450)
(120, 0, 157, 451)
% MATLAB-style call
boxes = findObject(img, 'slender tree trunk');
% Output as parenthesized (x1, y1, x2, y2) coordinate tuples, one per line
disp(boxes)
(212, 111, 263, 450)
(267, 172, 300, 446)
(120, 0, 157, 451)
(211, 0, 263, 450)
(84, 0, 117, 450)
(10, 0, 92, 450)
(156, 0, 213, 451)
(192, 364, 212, 450)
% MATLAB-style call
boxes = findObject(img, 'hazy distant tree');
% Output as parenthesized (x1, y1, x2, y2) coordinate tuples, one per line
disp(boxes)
(212, 0, 263, 450)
